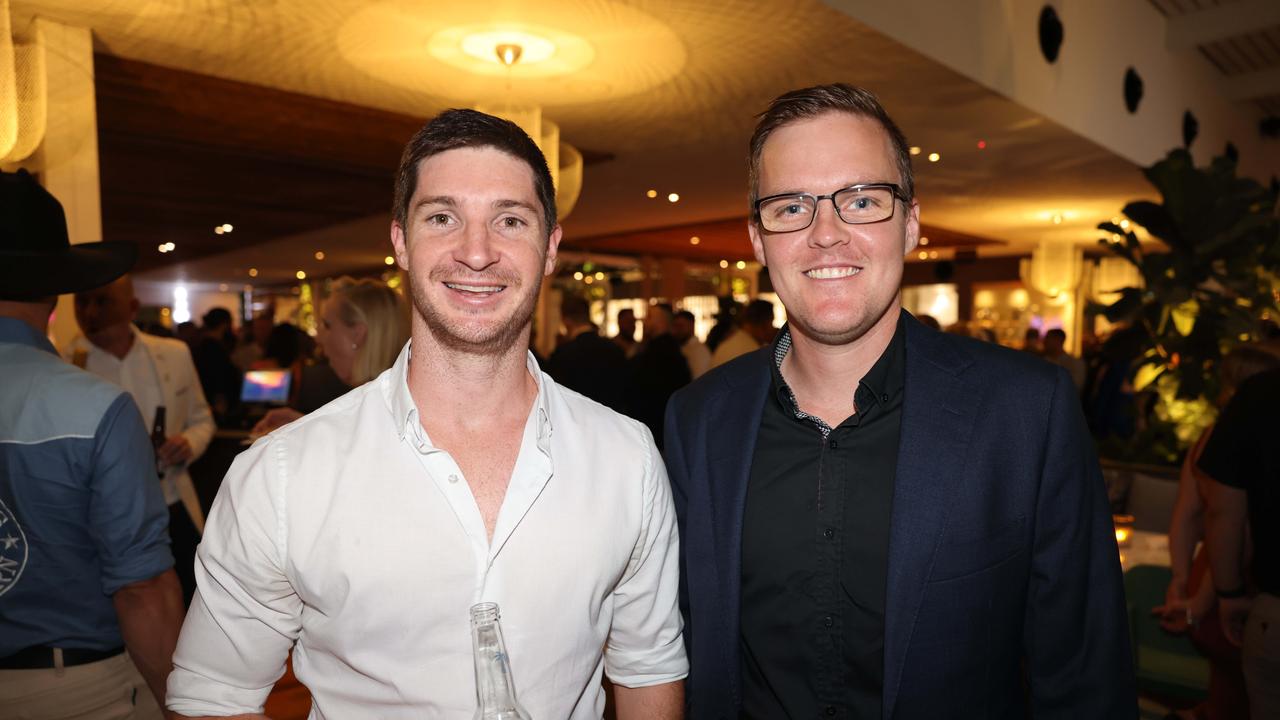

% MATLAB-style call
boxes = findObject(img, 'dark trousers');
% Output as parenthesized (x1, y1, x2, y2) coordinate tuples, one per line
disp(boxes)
(168, 503, 201, 608)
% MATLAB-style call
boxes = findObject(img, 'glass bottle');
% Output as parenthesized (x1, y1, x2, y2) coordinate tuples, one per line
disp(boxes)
(470, 602, 532, 720)
(150, 406, 167, 478)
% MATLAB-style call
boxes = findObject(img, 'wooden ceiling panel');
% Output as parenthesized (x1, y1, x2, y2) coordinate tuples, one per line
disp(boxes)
(95, 54, 424, 271)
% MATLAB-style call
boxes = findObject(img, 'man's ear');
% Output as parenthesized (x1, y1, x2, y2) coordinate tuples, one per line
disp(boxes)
(391, 221, 409, 270)
(544, 224, 563, 277)
(748, 219, 768, 268)
(902, 200, 921, 255)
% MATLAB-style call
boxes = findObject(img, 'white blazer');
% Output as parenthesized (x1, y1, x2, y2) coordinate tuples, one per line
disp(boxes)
(67, 329, 216, 532)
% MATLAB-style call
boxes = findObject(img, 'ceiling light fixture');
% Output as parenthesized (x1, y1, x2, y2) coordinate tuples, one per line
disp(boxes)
(928, 152, 941, 163)
(221, 224, 233, 233)
(919, 237, 929, 246)
(667, 193, 680, 203)
(296, 270, 307, 280)
(315, 251, 326, 261)
(909, 146, 922, 156)
(690, 236, 700, 245)
(248, 268, 258, 277)
(214, 226, 224, 235)
(646, 190, 657, 199)
(719, 260, 729, 269)
(384, 256, 395, 266)
(573, 271, 584, 280)
(471, 41, 584, 220)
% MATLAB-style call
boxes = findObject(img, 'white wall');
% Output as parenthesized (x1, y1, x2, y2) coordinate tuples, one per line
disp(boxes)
(824, 0, 1280, 180)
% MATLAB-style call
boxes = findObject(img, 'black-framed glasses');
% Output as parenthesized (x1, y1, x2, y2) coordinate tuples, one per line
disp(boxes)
(754, 183, 910, 233)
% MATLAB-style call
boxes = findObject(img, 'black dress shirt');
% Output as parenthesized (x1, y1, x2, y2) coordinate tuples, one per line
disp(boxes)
(741, 315, 906, 719)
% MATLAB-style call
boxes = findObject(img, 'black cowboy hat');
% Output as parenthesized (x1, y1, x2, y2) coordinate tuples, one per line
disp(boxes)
(0, 168, 136, 300)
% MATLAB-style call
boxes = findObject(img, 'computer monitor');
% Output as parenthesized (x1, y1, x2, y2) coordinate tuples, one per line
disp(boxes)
(241, 369, 292, 405)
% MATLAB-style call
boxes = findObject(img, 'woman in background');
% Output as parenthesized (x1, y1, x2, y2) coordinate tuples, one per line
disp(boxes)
(253, 277, 409, 435)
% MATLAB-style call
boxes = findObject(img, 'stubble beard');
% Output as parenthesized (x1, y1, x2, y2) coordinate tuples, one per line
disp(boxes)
(410, 262, 543, 357)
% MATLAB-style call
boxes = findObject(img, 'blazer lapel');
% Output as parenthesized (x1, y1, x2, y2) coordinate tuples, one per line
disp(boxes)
(882, 320, 980, 720)
(703, 349, 770, 703)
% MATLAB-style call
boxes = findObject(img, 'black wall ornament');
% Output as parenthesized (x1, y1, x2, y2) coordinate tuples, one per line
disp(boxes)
(1038, 6, 1064, 63)
(1182, 110, 1199, 148)
(1123, 68, 1143, 113)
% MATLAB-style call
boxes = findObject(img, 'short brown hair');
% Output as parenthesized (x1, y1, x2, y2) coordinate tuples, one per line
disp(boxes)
(393, 109, 557, 237)
(748, 83, 914, 213)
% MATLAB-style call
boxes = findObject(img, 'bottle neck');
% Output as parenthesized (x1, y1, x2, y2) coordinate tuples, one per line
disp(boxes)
(472, 618, 522, 712)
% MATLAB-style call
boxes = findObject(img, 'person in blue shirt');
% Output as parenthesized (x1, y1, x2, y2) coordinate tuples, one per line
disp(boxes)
(0, 169, 183, 718)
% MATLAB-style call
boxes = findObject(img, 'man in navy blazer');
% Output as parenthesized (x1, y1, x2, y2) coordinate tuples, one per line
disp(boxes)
(663, 84, 1134, 719)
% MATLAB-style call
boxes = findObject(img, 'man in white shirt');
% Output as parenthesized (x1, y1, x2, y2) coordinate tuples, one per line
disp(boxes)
(167, 109, 687, 719)
(67, 274, 216, 606)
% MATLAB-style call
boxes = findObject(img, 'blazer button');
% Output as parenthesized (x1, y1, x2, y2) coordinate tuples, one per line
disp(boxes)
(823, 528, 835, 540)
(825, 706, 837, 716)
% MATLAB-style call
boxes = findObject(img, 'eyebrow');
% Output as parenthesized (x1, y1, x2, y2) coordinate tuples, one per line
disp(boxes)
(762, 180, 896, 197)
(412, 196, 540, 215)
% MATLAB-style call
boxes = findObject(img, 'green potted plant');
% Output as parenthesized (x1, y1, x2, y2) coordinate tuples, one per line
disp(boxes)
(1092, 149, 1279, 464)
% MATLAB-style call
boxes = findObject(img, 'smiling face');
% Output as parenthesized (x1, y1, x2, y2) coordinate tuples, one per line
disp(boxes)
(391, 145, 561, 356)
(748, 111, 919, 347)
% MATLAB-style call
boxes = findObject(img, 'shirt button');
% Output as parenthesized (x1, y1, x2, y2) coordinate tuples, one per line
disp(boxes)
(823, 528, 835, 540)
(448, 474, 459, 484)
(881, 393, 889, 403)
(823, 615, 834, 628)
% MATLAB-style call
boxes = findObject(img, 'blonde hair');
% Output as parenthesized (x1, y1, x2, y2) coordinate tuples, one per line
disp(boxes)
(327, 277, 409, 385)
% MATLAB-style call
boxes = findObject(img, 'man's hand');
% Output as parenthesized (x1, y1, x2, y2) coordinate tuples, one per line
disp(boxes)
(158, 434, 194, 466)
(1218, 594, 1252, 646)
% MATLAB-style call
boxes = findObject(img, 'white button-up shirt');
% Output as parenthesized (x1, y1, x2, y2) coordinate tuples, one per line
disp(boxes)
(167, 344, 687, 719)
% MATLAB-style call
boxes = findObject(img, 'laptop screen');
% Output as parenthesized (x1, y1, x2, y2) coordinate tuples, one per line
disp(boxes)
(241, 369, 292, 405)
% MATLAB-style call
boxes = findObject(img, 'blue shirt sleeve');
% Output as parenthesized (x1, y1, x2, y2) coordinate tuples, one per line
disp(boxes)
(87, 392, 175, 595)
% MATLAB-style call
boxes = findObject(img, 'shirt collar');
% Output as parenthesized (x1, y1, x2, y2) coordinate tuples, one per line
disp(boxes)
(384, 340, 554, 455)
(769, 309, 907, 414)
(0, 316, 58, 355)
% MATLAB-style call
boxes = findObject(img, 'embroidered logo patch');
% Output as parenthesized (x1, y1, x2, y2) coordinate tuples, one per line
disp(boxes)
(0, 497, 28, 596)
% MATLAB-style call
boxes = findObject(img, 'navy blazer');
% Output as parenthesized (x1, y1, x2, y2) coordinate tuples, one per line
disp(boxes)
(663, 312, 1135, 719)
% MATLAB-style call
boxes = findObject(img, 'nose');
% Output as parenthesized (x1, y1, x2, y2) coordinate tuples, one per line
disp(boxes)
(454, 221, 500, 271)
(807, 197, 851, 250)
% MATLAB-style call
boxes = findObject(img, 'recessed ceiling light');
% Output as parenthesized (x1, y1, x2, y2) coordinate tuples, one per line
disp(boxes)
(735, 260, 747, 270)
(165, 242, 175, 251)
(384, 256, 395, 266)
(315, 251, 326, 260)
(667, 193, 679, 203)
(214, 226, 224, 235)
(929, 251, 938, 259)
(573, 271, 584, 281)
(594, 271, 605, 280)
(927, 152, 941, 163)
(646, 189, 657, 198)
(221, 224, 233, 233)
(157, 244, 168, 253)
(909, 146, 922, 156)
(918, 251, 929, 260)
(690, 236, 700, 245)
(248, 268, 258, 277)
(1052, 213, 1063, 225)
(919, 237, 929, 246)
(296, 270, 307, 280)
(583, 275, 594, 284)
(719, 260, 728, 269)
